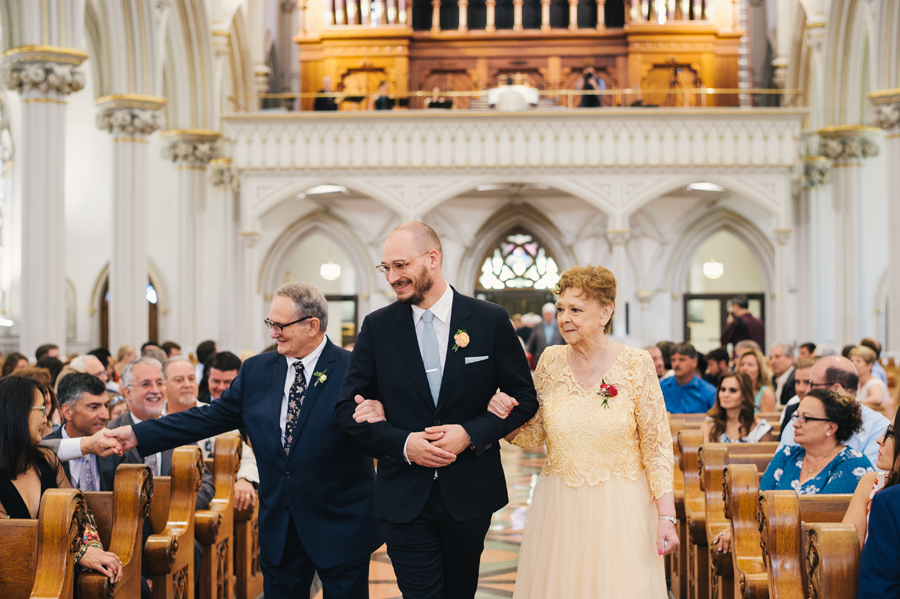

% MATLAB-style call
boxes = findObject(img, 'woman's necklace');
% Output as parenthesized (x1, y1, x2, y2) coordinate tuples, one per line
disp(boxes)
(804, 444, 842, 476)
(572, 339, 609, 385)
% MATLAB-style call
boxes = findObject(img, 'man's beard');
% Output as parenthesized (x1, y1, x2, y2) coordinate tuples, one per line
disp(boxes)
(396, 267, 433, 305)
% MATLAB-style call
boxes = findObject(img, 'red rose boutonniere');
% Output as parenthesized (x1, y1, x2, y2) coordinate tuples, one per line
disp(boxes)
(597, 379, 618, 409)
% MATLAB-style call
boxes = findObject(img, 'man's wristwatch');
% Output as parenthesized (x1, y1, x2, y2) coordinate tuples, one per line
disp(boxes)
(659, 516, 677, 525)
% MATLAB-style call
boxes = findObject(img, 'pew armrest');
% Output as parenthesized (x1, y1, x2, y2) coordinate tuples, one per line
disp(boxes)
(806, 523, 860, 599)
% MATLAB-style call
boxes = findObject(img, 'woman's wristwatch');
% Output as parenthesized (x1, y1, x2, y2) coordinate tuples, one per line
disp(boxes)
(659, 516, 678, 525)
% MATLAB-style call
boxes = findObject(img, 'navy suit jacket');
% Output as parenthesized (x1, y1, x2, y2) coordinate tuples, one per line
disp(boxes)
(858, 483, 900, 598)
(132, 339, 381, 569)
(335, 289, 539, 524)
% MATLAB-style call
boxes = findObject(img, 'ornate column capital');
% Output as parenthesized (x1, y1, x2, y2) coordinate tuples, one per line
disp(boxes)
(1, 46, 88, 96)
(772, 229, 793, 246)
(160, 129, 221, 167)
(209, 158, 239, 190)
(605, 229, 631, 246)
(868, 89, 900, 131)
(817, 126, 880, 162)
(803, 156, 832, 189)
(95, 95, 166, 137)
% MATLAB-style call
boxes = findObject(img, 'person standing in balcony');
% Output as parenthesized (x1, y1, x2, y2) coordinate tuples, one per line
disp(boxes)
(577, 67, 603, 108)
(369, 80, 393, 110)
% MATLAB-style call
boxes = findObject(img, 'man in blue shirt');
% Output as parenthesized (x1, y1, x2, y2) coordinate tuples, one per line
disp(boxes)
(660, 343, 717, 413)
(778, 355, 888, 466)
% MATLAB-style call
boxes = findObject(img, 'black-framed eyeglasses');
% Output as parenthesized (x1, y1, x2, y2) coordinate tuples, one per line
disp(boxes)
(791, 413, 832, 424)
(882, 425, 894, 445)
(31, 405, 46, 417)
(375, 251, 431, 276)
(806, 379, 832, 389)
(265, 316, 313, 334)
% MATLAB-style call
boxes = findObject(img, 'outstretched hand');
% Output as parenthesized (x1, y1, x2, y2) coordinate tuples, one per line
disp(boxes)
(80, 428, 126, 457)
(106, 425, 138, 452)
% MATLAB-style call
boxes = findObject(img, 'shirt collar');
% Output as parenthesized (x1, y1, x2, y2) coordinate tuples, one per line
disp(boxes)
(286, 335, 329, 373)
(411, 284, 453, 325)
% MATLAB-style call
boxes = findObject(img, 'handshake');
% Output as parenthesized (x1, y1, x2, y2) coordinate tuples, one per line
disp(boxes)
(77, 426, 139, 457)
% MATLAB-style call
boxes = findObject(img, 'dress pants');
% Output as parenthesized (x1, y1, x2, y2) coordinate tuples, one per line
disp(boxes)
(261, 515, 370, 599)
(379, 479, 492, 599)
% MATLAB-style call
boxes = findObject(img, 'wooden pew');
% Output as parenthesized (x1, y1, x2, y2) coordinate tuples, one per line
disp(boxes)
(79, 464, 154, 599)
(146, 446, 205, 599)
(805, 522, 860, 599)
(0, 488, 87, 599)
(758, 491, 852, 599)
(679, 430, 707, 599)
(701, 444, 777, 599)
(724, 464, 767, 599)
(196, 434, 242, 599)
(669, 413, 709, 599)
(233, 502, 264, 599)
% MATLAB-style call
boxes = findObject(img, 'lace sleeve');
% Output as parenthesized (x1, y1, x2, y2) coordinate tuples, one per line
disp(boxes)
(509, 356, 548, 449)
(634, 351, 674, 499)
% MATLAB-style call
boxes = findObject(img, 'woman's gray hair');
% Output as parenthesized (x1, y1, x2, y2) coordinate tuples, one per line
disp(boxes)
(121, 356, 163, 389)
(275, 282, 329, 330)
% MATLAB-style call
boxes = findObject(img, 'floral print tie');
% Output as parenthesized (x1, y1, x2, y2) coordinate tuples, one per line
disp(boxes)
(283, 361, 307, 455)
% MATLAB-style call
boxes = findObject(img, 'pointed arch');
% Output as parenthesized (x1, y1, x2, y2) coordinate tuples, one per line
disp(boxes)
(163, 0, 216, 130)
(250, 178, 407, 221)
(456, 203, 577, 296)
(621, 174, 783, 220)
(825, 0, 877, 126)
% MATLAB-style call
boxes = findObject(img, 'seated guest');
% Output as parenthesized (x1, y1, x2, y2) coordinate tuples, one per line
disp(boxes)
(779, 357, 816, 433)
(780, 355, 889, 466)
(858, 484, 900, 597)
(844, 408, 900, 548)
(70, 354, 111, 384)
(701, 372, 773, 444)
(704, 347, 730, 387)
(660, 342, 716, 413)
(0, 376, 122, 582)
(108, 395, 129, 420)
(2, 351, 29, 377)
(43, 373, 110, 490)
(737, 348, 776, 412)
(798, 342, 816, 360)
(769, 342, 796, 406)
(761, 389, 872, 494)
(35, 344, 60, 362)
(851, 345, 893, 416)
(18, 366, 60, 436)
(860, 337, 889, 385)
(36, 357, 64, 387)
(731, 339, 761, 366)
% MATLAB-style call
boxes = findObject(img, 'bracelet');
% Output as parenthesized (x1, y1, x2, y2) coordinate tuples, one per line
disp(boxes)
(659, 516, 677, 525)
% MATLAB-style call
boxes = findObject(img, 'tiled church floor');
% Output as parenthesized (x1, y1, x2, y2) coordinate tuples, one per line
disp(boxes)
(312, 444, 547, 599)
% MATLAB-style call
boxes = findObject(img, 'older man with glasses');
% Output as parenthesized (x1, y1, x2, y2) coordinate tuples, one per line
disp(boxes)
(778, 355, 889, 465)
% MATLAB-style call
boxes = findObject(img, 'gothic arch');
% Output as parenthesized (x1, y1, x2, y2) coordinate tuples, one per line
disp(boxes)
(455, 203, 577, 296)
(162, 0, 216, 131)
(250, 178, 407, 221)
(825, 0, 877, 126)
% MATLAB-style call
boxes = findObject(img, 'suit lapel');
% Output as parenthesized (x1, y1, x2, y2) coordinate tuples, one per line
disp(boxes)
(268, 354, 290, 454)
(286, 340, 336, 458)
(392, 303, 435, 408)
(436, 290, 472, 414)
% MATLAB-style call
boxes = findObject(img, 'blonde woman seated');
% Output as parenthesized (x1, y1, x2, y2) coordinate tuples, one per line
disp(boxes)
(843, 408, 900, 548)
(701, 372, 773, 444)
(850, 345, 893, 417)
(738, 348, 776, 412)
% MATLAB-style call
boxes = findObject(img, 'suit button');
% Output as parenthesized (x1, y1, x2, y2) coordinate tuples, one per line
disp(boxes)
(285, 472, 292, 479)
(434, 419, 441, 425)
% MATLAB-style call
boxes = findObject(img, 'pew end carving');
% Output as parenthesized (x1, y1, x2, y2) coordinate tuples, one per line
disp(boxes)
(805, 522, 859, 599)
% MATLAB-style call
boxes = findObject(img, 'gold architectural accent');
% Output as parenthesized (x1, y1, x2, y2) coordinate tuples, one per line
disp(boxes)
(832, 162, 863, 168)
(868, 88, 900, 104)
(805, 22, 825, 29)
(1, 45, 88, 65)
(209, 158, 233, 165)
(111, 137, 150, 144)
(212, 30, 232, 37)
(22, 97, 66, 105)
(160, 128, 222, 141)
(95, 94, 167, 110)
(804, 156, 830, 163)
(817, 125, 880, 136)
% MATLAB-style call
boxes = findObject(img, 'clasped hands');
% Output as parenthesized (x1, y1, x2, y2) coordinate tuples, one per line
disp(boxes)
(352, 391, 519, 468)
(76, 426, 139, 458)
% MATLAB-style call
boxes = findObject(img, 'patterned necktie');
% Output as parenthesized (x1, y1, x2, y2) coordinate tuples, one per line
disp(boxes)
(421, 310, 442, 405)
(283, 361, 307, 455)
(80, 456, 94, 492)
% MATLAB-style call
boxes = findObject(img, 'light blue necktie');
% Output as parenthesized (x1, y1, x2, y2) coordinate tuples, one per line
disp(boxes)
(421, 310, 442, 405)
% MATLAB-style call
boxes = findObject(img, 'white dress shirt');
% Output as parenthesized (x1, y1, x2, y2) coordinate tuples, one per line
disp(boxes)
(279, 336, 328, 446)
(129, 412, 162, 477)
(61, 426, 98, 491)
(404, 283, 454, 465)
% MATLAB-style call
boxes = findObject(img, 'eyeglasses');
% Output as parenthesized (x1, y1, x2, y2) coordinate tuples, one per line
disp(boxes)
(791, 413, 832, 424)
(882, 426, 894, 444)
(265, 316, 313, 334)
(806, 379, 832, 389)
(31, 405, 46, 417)
(375, 251, 431, 276)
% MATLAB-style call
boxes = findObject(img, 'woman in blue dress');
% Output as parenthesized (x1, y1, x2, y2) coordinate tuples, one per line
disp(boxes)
(760, 388, 873, 494)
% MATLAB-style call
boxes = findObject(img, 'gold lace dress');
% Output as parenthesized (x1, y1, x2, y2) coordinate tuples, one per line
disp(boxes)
(510, 345, 674, 598)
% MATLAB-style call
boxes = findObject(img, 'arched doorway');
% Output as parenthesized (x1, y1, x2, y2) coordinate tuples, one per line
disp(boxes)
(473, 230, 561, 317)
(99, 278, 160, 348)
(278, 231, 359, 347)
(682, 230, 765, 353)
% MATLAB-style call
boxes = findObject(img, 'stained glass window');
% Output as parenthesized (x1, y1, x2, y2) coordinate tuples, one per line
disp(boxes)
(479, 233, 560, 290)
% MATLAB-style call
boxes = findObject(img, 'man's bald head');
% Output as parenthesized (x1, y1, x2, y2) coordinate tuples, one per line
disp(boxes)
(809, 355, 859, 396)
(389, 222, 443, 259)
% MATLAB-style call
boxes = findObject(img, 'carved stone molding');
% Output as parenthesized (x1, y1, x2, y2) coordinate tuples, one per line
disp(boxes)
(817, 126, 880, 162)
(160, 129, 220, 166)
(209, 158, 239, 190)
(869, 89, 900, 131)
(803, 156, 832, 189)
(2, 60, 84, 95)
(605, 229, 631, 246)
(772, 229, 792, 246)
(96, 107, 164, 136)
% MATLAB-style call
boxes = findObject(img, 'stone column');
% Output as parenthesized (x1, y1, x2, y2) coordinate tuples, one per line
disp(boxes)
(96, 95, 165, 351)
(513, 0, 524, 30)
(772, 228, 792, 346)
(431, 0, 441, 32)
(2, 47, 87, 357)
(606, 229, 630, 337)
(596, 0, 605, 28)
(161, 130, 220, 349)
(870, 89, 900, 350)
(801, 156, 834, 342)
(818, 126, 880, 343)
(540, 0, 551, 29)
(568, 0, 578, 29)
(209, 159, 242, 351)
(457, 0, 468, 31)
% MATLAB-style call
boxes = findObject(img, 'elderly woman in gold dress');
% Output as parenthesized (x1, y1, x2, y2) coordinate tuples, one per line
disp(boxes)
(490, 265, 678, 598)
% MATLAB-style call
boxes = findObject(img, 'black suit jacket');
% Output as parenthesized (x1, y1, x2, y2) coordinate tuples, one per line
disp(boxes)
(131, 339, 380, 569)
(336, 289, 539, 524)
(858, 484, 900, 598)
(525, 321, 565, 363)
(776, 367, 796, 406)
(98, 411, 215, 511)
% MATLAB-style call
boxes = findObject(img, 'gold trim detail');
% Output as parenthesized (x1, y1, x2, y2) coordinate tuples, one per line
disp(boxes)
(160, 128, 222, 141)
(22, 97, 66, 105)
(869, 88, 900, 104)
(111, 137, 150, 144)
(212, 30, 231, 37)
(209, 158, 233, 165)
(2, 45, 88, 65)
(804, 156, 830, 163)
(95, 94, 167, 110)
(832, 162, 863, 168)
(817, 125, 880, 136)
